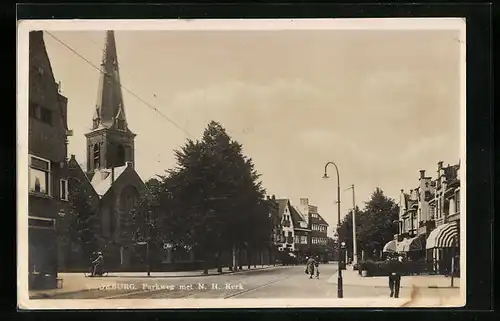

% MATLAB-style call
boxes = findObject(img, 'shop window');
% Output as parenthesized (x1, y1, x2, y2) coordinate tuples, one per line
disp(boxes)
(29, 155, 51, 196)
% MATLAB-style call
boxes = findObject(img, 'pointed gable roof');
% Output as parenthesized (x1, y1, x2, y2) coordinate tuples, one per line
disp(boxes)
(315, 212, 329, 226)
(92, 30, 131, 133)
(90, 165, 129, 197)
(276, 199, 289, 218)
(290, 205, 307, 227)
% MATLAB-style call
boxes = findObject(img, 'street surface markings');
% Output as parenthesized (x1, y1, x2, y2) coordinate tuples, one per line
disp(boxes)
(223, 274, 294, 299)
(102, 266, 290, 299)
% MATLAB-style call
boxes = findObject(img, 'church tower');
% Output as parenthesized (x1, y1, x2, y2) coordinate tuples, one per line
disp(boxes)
(85, 30, 136, 173)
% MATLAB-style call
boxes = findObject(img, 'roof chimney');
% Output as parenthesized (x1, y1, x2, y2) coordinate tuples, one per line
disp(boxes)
(419, 170, 425, 179)
(299, 198, 310, 224)
(438, 161, 443, 169)
(70, 154, 76, 160)
(400, 189, 404, 193)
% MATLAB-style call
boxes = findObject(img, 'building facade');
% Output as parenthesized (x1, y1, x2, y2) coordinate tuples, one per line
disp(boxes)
(28, 31, 72, 289)
(299, 198, 330, 262)
(275, 198, 330, 263)
(385, 161, 460, 275)
(276, 199, 295, 253)
(427, 161, 460, 275)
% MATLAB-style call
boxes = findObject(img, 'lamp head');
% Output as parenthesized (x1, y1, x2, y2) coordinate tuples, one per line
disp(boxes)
(322, 173, 329, 179)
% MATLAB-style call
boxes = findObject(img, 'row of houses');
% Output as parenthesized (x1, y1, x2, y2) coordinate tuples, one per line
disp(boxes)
(270, 198, 331, 263)
(383, 162, 461, 275)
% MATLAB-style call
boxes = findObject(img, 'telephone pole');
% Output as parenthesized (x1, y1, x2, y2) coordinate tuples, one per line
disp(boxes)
(348, 184, 358, 266)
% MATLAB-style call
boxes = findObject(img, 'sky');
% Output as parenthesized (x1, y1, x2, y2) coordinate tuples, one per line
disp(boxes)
(42, 25, 463, 235)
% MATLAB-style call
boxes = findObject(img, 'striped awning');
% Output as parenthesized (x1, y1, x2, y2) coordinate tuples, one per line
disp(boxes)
(383, 240, 397, 253)
(403, 236, 425, 252)
(426, 221, 459, 249)
(396, 239, 408, 252)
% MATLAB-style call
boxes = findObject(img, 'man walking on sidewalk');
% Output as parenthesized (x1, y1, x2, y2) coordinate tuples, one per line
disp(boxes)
(388, 255, 404, 298)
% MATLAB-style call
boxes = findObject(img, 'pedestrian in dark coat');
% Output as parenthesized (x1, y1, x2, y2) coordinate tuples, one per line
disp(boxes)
(305, 257, 316, 279)
(388, 255, 404, 298)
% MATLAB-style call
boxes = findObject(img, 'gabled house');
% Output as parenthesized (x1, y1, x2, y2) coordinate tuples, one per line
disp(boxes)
(299, 198, 330, 261)
(426, 161, 460, 275)
(276, 199, 295, 252)
(290, 205, 309, 258)
(393, 169, 436, 258)
(28, 31, 72, 290)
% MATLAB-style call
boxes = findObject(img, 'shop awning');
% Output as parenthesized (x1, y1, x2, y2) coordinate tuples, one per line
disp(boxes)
(382, 240, 397, 253)
(403, 236, 425, 251)
(396, 239, 408, 252)
(426, 221, 459, 249)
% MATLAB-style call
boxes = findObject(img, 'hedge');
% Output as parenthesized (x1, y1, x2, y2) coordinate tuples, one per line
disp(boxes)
(357, 260, 435, 277)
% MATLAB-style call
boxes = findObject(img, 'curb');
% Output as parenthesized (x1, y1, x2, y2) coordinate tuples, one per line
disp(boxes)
(108, 265, 281, 279)
(328, 273, 460, 289)
(327, 282, 460, 289)
(29, 265, 281, 299)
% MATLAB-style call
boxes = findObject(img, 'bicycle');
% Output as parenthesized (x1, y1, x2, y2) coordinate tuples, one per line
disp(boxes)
(84, 265, 109, 277)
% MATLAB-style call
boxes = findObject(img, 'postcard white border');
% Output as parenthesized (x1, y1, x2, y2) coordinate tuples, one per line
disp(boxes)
(17, 18, 467, 309)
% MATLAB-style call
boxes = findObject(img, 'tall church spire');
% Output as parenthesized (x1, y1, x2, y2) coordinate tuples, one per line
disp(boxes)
(85, 30, 136, 173)
(92, 30, 128, 131)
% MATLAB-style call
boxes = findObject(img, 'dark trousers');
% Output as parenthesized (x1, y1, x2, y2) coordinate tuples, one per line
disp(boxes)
(92, 263, 101, 275)
(389, 275, 401, 298)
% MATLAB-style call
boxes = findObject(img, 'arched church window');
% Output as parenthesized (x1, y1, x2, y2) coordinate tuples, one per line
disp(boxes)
(117, 186, 139, 237)
(116, 144, 125, 166)
(93, 143, 100, 169)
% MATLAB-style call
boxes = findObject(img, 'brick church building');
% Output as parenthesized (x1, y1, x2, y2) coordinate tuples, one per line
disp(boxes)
(61, 30, 145, 271)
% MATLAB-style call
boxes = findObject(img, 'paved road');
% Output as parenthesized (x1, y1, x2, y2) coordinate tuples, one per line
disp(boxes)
(47, 264, 460, 300)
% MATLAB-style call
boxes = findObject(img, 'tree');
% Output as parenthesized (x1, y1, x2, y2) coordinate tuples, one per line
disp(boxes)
(337, 206, 362, 261)
(63, 181, 100, 266)
(159, 121, 269, 272)
(338, 187, 399, 260)
(120, 178, 166, 274)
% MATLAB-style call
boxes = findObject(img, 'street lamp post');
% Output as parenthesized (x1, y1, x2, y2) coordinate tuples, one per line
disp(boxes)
(323, 161, 343, 298)
(146, 210, 152, 277)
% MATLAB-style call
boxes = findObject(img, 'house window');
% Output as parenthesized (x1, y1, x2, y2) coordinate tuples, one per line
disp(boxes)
(29, 102, 52, 126)
(40, 107, 52, 125)
(455, 191, 460, 213)
(60, 179, 68, 201)
(29, 155, 51, 196)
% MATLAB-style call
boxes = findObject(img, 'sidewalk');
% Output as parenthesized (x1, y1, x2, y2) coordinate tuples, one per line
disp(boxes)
(29, 264, 278, 299)
(327, 267, 461, 289)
